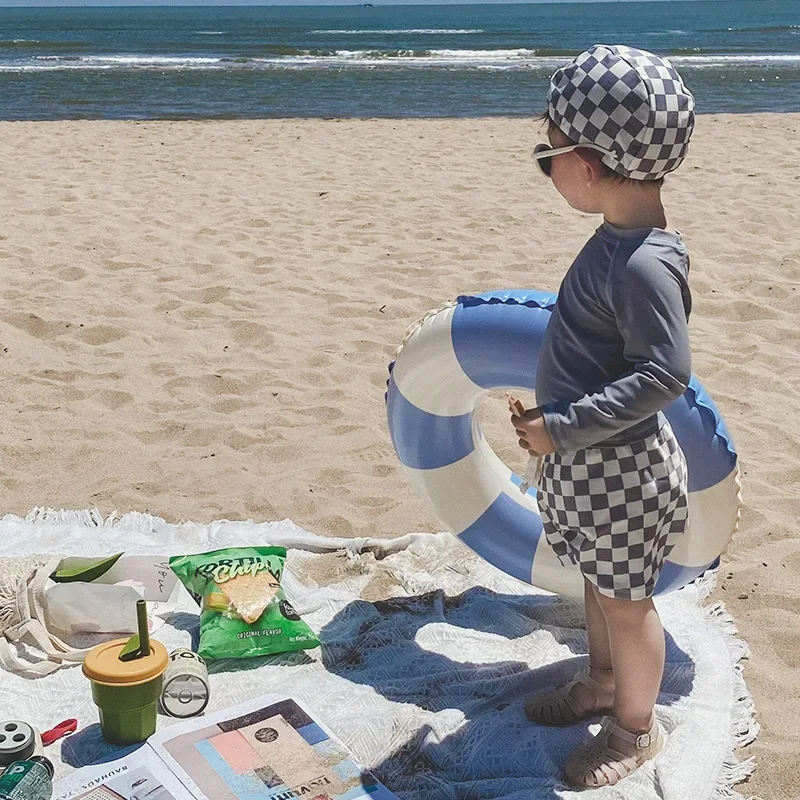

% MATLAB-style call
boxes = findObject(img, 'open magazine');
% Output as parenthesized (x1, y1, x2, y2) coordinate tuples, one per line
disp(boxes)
(54, 695, 401, 800)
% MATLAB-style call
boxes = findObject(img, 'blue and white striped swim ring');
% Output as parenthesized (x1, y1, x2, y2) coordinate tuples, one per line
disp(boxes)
(386, 289, 741, 598)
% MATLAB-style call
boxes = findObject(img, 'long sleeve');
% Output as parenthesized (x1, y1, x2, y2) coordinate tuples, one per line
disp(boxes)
(541, 250, 691, 455)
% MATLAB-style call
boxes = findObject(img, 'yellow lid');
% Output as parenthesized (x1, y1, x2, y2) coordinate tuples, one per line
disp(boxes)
(83, 638, 168, 686)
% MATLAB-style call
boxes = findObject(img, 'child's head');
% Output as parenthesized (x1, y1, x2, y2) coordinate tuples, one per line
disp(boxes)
(533, 45, 695, 215)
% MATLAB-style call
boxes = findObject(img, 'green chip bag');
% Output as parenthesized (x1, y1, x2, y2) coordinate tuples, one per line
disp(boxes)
(169, 546, 319, 660)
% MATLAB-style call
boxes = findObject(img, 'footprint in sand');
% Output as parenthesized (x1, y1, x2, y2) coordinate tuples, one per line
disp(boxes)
(97, 390, 134, 410)
(4, 313, 68, 340)
(164, 374, 247, 399)
(303, 406, 344, 423)
(317, 467, 351, 486)
(180, 427, 217, 447)
(370, 464, 395, 478)
(306, 353, 333, 369)
(190, 285, 230, 304)
(132, 422, 186, 445)
(58, 266, 86, 281)
(354, 444, 393, 463)
(35, 369, 79, 383)
(224, 430, 259, 451)
(78, 326, 129, 346)
(332, 424, 361, 435)
(227, 320, 274, 348)
(212, 398, 251, 414)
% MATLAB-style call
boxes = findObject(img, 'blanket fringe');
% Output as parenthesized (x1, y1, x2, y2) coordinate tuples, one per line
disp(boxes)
(19, 508, 209, 532)
(693, 571, 759, 800)
(20, 507, 151, 529)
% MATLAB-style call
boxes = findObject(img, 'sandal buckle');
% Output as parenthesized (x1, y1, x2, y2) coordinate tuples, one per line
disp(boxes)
(635, 733, 651, 748)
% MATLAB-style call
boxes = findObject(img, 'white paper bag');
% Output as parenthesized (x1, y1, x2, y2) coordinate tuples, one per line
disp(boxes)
(44, 556, 180, 637)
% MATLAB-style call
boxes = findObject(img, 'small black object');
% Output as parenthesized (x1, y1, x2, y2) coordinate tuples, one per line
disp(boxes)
(279, 600, 301, 621)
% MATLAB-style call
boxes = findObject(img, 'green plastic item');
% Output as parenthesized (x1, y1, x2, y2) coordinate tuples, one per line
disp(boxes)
(118, 600, 150, 662)
(89, 675, 164, 745)
(50, 553, 123, 584)
(83, 638, 168, 746)
(169, 547, 319, 660)
(136, 598, 150, 656)
(118, 635, 141, 662)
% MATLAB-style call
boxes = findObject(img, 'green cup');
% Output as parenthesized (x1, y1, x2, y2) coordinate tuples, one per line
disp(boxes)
(83, 638, 169, 746)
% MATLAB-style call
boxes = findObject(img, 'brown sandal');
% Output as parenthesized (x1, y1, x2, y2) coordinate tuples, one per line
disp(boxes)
(525, 670, 614, 726)
(564, 715, 664, 788)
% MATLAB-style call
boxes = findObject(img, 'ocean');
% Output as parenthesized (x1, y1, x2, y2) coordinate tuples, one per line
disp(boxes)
(0, 1, 798, 120)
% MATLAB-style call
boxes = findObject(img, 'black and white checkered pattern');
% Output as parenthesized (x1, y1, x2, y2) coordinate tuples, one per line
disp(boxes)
(537, 421, 689, 601)
(548, 44, 695, 181)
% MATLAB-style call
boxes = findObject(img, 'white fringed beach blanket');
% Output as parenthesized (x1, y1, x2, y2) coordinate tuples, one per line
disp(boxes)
(0, 509, 757, 800)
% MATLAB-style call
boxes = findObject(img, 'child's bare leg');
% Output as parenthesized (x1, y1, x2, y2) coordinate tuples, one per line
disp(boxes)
(570, 577, 615, 711)
(526, 577, 615, 722)
(593, 585, 664, 751)
(585, 577, 614, 674)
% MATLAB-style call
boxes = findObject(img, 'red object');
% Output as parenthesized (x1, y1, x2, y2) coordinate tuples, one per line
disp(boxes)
(41, 719, 78, 746)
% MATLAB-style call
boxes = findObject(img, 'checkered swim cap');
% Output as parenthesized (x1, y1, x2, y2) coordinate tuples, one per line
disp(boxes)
(548, 44, 695, 181)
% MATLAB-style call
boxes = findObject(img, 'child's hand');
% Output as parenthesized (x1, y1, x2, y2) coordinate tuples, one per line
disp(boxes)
(507, 394, 557, 456)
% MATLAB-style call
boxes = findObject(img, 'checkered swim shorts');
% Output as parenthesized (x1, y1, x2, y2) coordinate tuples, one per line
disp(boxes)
(537, 421, 688, 601)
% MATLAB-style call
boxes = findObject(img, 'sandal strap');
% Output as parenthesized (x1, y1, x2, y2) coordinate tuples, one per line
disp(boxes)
(566, 715, 664, 788)
(600, 715, 658, 749)
(574, 671, 612, 701)
(560, 682, 585, 718)
(557, 672, 612, 717)
(526, 670, 615, 726)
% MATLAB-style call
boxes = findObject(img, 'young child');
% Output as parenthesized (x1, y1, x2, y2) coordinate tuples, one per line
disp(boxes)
(510, 44, 694, 788)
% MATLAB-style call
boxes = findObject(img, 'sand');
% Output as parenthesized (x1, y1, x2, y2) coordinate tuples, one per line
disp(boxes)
(0, 114, 797, 798)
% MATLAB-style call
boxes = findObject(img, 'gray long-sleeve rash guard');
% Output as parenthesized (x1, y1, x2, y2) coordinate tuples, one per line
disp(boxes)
(536, 220, 692, 455)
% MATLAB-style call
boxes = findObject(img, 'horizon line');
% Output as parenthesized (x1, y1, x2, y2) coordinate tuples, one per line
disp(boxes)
(0, 0, 739, 7)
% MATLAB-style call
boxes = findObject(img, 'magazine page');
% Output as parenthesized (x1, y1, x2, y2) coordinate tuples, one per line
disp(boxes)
(53, 747, 193, 800)
(148, 694, 401, 800)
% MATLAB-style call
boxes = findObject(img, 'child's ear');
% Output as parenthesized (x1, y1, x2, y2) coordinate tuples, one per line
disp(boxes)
(574, 149, 604, 185)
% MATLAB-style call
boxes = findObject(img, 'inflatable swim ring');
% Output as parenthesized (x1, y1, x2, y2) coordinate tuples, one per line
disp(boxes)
(386, 289, 741, 598)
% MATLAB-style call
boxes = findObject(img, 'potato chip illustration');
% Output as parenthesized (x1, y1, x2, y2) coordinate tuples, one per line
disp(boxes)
(218, 570, 280, 624)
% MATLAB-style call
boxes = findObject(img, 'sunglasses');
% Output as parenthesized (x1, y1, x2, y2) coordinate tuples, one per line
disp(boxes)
(531, 142, 617, 177)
